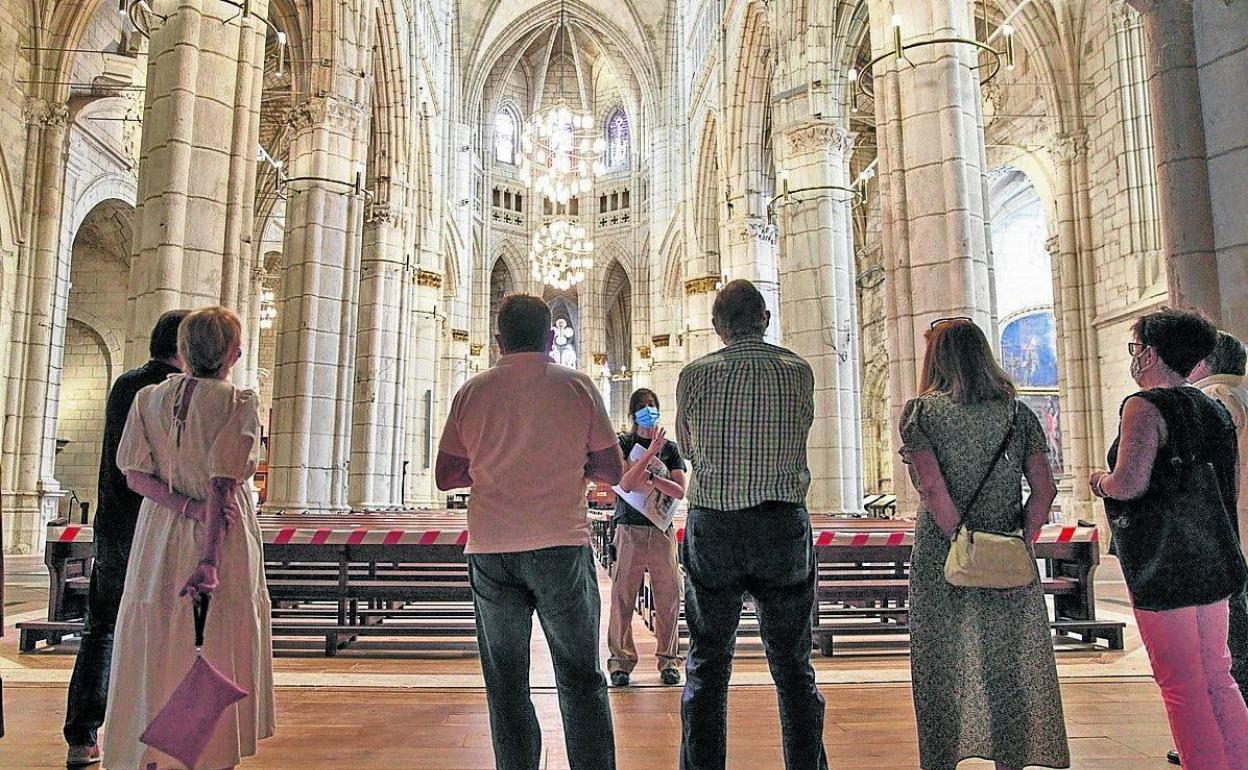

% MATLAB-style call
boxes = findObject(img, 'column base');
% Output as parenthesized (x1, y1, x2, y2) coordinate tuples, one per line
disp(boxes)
(2, 488, 64, 554)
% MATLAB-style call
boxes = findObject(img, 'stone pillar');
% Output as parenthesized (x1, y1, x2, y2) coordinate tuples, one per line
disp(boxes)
(1051, 134, 1106, 528)
(348, 203, 406, 509)
(1129, 0, 1221, 326)
(267, 95, 369, 514)
(776, 120, 864, 515)
(723, 216, 781, 344)
(869, 0, 996, 514)
(402, 269, 443, 507)
(125, 0, 267, 362)
(683, 278, 721, 361)
(2, 98, 69, 553)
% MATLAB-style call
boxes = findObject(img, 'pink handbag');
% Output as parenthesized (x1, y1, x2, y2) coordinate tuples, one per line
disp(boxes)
(140, 597, 248, 769)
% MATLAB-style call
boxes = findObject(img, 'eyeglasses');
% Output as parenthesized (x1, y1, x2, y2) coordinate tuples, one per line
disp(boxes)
(930, 316, 973, 330)
(1127, 342, 1147, 357)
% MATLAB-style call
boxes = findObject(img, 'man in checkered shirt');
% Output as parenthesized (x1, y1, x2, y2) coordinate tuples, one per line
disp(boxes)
(675, 279, 829, 770)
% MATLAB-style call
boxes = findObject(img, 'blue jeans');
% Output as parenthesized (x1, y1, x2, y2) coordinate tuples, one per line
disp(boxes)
(679, 504, 829, 770)
(468, 545, 615, 770)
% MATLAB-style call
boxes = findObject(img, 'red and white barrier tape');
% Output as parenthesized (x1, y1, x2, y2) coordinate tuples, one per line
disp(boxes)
(47, 522, 1097, 546)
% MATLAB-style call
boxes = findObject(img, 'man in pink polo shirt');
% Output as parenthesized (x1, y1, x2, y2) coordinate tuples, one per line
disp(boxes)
(436, 294, 623, 770)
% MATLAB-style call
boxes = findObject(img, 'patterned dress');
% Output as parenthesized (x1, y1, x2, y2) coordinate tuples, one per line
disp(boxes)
(900, 393, 1070, 770)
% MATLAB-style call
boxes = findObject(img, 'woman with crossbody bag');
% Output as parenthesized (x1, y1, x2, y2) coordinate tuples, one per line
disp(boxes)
(900, 318, 1069, 770)
(1090, 309, 1248, 770)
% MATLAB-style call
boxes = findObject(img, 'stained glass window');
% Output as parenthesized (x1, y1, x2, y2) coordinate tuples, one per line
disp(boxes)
(606, 109, 629, 169)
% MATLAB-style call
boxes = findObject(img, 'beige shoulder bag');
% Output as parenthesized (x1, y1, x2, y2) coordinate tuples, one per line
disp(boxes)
(935, 402, 1037, 589)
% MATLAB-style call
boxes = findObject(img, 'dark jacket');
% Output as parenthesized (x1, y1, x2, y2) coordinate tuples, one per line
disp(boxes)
(93, 359, 180, 566)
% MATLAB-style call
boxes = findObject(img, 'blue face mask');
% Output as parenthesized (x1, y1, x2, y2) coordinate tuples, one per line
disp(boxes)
(634, 406, 660, 429)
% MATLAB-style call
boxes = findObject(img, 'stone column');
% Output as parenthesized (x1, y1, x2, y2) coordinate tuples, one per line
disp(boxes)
(723, 216, 781, 343)
(776, 120, 864, 515)
(348, 203, 406, 509)
(125, 0, 268, 362)
(1129, 0, 1222, 326)
(1051, 134, 1106, 528)
(682, 278, 721, 361)
(267, 95, 369, 514)
(869, 0, 996, 514)
(402, 268, 443, 507)
(2, 98, 69, 553)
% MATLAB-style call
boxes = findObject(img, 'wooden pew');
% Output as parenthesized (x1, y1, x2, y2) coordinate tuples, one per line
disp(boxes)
(609, 518, 1125, 657)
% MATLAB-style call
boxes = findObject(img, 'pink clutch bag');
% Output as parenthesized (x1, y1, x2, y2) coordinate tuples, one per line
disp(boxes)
(140, 597, 248, 769)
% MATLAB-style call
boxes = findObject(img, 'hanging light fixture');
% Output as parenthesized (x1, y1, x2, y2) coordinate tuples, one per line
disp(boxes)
(517, 1, 607, 204)
(529, 218, 594, 290)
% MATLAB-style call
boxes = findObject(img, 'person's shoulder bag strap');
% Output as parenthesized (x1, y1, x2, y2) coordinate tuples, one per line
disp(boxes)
(959, 401, 1020, 523)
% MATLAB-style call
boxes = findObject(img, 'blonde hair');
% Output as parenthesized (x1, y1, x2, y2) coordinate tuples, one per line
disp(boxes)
(178, 306, 243, 378)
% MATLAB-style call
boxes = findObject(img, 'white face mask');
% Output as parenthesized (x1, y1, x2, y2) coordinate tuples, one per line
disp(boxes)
(1130, 348, 1152, 384)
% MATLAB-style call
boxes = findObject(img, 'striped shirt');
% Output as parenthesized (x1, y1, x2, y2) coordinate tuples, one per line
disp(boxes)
(675, 336, 814, 511)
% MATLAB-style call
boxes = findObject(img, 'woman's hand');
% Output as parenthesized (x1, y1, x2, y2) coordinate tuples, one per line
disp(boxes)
(1023, 522, 1043, 545)
(180, 561, 219, 599)
(184, 497, 241, 529)
(1088, 470, 1109, 499)
(646, 427, 668, 457)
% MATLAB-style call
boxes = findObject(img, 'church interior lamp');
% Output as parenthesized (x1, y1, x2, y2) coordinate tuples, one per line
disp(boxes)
(529, 218, 594, 291)
(517, 3, 607, 206)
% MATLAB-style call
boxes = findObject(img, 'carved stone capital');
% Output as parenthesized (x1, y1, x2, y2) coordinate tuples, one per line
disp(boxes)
(24, 97, 68, 128)
(416, 269, 443, 288)
(366, 202, 401, 226)
(741, 219, 778, 246)
(637, 345, 651, 360)
(652, 334, 671, 348)
(1052, 131, 1088, 161)
(451, 328, 470, 343)
(684, 276, 721, 296)
(286, 94, 368, 133)
(783, 121, 854, 157)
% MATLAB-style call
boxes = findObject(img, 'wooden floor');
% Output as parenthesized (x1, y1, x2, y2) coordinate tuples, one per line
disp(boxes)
(0, 679, 1176, 770)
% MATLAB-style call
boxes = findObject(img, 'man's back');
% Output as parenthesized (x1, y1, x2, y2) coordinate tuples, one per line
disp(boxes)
(94, 359, 180, 563)
(676, 337, 815, 511)
(440, 353, 618, 554)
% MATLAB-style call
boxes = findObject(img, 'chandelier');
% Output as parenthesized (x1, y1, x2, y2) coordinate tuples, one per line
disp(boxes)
(530, 218, 594, 290)
(517, 4, 606, 204)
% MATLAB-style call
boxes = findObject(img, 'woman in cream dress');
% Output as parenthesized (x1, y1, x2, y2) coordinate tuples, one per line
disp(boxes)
(102, 307, 274, 769)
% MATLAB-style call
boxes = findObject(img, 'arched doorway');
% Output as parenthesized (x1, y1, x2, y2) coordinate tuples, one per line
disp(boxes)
(603, 260, 632, 427)
(489, 257, 517, 365)
(55, 198, 134, 519)
(989, 167, 1062, 477)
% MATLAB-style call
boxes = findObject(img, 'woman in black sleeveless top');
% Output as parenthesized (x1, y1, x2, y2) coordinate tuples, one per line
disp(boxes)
(1090, 309, 1248, 769)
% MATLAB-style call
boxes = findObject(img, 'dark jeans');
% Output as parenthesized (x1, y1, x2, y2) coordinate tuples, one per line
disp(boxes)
(468, 544, 615, 770)
(1231, 588, 1248, 699)
(63, 556, 126, 746)
(679, 504, 829, 770)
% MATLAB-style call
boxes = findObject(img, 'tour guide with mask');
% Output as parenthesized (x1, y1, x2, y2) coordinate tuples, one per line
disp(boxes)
(606, 388, 688, 687)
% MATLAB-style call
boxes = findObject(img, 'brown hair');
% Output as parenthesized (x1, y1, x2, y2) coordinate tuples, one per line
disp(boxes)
(178, 306, 243, 378)
(919, 319, 1016, 403)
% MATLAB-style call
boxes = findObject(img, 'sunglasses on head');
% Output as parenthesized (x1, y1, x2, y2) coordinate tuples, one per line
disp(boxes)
(930, 316, 973, 330)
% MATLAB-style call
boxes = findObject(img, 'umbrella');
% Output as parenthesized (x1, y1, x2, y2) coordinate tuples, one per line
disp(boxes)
(140, 596, 249, 769)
